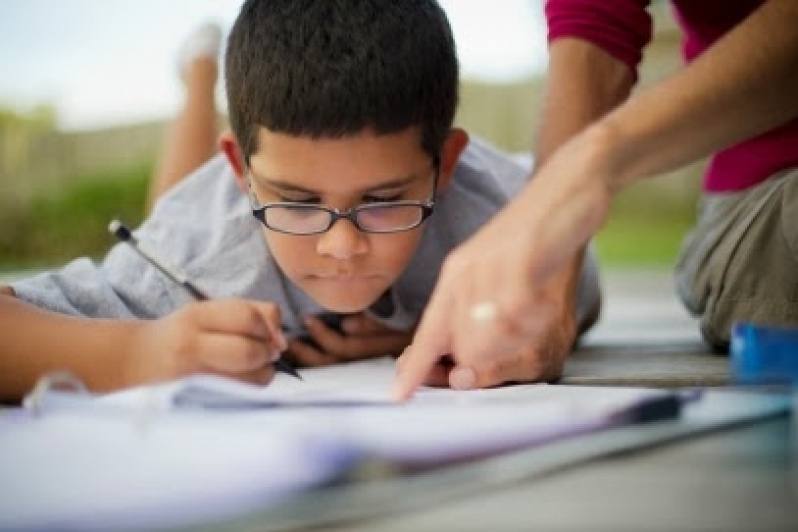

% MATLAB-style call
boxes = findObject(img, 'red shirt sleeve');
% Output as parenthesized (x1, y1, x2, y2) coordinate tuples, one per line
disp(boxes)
(545, 0, 653, 81)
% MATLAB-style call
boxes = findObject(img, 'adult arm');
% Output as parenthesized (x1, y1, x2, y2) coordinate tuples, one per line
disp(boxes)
(520, 0, 798, 279)
(395, 0, 798, 398)
(395, 36, 636, 391)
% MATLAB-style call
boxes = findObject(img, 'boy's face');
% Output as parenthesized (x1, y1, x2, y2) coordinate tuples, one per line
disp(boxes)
(243, 127, 452, 313)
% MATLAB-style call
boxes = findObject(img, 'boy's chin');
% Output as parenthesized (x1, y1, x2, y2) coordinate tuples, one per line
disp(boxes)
(303, 286, 386, 315)
(312, 296, 375, 314)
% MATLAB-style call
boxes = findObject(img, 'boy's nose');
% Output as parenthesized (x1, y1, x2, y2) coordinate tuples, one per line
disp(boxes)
(315, 219, 369, 259)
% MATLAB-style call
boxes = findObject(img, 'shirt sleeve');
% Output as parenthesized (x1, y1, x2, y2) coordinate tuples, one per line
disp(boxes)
(9, 156, 248, 320)
(545, 0, 653, 80)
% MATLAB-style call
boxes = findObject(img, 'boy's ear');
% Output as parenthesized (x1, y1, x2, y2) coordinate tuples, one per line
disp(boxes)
(218, 130, 249, 195)
(436, 128, 469, 192)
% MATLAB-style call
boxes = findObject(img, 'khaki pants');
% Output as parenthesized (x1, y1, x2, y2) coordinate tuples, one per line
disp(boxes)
(675, 167, 798, 351)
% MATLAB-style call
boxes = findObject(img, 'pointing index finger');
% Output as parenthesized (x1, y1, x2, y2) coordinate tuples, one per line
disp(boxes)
(392, 294, 453, 401)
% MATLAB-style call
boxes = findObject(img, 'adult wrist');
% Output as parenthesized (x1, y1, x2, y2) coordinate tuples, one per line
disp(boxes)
(577, 119, 633, 196)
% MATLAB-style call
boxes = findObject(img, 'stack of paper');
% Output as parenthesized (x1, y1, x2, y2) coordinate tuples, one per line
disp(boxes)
(0, 357, 677, 530)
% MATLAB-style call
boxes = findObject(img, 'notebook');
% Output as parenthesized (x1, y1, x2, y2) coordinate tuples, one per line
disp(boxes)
(0, 357, 687, 531)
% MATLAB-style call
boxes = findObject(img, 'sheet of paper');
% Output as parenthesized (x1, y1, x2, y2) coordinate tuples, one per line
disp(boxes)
(100, 356, 669, 412)
(94, 357, 675, 465)
(0, 409, 355, 531)
(2, 357, 677, 530)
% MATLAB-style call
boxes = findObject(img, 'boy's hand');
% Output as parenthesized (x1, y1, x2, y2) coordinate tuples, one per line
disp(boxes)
(287, 313, 413, 367)
(123, 299, 287, 387)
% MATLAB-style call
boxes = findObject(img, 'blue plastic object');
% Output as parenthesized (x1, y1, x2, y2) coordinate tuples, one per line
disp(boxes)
(730, 322, 798, 384)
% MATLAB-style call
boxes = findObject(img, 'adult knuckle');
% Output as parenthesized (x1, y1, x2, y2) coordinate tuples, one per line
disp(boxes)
(474, 359, 507, 387)
(491, 306, 527, 339)
(519, 345, 562, 383)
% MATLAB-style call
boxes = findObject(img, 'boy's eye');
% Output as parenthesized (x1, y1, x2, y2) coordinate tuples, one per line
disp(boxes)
(279, 196, 319, 204)
(364, 193, 403, 203)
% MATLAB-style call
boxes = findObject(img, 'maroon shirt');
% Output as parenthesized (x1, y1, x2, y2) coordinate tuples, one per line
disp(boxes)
(546, 0, 798, 192)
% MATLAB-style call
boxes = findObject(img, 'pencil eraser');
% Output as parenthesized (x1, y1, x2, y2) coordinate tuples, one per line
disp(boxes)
(109, 220, 132, 241)
(730, 322, 798, 384)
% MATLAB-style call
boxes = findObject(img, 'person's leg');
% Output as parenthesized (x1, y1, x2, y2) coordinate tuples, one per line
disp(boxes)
(675, 168, 798, 350)
(147, 23, 222, 212)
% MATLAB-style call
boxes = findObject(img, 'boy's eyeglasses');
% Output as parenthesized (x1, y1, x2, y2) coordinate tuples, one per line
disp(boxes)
(248, 166, 439, 236)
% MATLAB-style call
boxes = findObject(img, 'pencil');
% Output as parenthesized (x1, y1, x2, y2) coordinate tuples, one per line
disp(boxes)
(108, 220, 302, 381)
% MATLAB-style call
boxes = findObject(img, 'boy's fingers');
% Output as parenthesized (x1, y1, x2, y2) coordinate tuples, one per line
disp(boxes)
(305, 315, 412, 360)
(341, 313, 392, 334)
(303, 316, 346, 354)
(191, 299, 287, 352)
(196, 333, 274, 373)
(287, 339, 334, 367)
(252, 301, 287, 350)
(334, 331, 413, 360)
(216, 365, 276, 386)
(191, 299, 264, 335)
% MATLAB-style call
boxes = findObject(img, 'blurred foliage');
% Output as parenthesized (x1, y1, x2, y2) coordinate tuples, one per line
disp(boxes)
(596, 215, 694, 265)
(0, 104, 57, 131)
(0, 163, 151, 270)
(0, 158, 697, 272)
(595, 176, 698, 265)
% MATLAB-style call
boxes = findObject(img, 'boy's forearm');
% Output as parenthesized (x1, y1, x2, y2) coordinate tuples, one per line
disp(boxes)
(596, 0, 798, 192)
(0, 290, 139, 403)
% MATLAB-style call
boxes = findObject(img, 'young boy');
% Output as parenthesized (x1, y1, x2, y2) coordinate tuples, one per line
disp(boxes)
(0, 0, 601, 402)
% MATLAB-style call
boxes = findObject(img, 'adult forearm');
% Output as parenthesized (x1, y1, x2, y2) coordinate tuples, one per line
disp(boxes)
(0, 292, 139, 402)
(596, 0, 798, 192)
(535, 38, 635, 166)
(530, 38, 632, 324)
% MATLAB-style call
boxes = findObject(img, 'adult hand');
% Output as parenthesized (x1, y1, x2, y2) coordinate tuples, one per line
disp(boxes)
(394, 130, 614, 399)
(287, 312, 414, 367)
(123, 298, 286, 387)
(397, 281, 582, 388)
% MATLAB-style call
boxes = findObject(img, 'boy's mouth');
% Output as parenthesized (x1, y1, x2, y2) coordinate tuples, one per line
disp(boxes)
(315, 273, 363, 281)
(309, 271, 385, 283)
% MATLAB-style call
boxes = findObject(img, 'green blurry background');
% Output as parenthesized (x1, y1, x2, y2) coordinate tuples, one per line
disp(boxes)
(0, 4, 698, 273)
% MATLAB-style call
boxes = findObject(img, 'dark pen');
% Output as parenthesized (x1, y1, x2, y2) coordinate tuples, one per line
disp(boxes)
(108, 220, 302, 380)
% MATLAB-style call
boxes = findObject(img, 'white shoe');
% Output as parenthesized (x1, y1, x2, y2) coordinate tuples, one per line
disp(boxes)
(176, 21, 223, 82)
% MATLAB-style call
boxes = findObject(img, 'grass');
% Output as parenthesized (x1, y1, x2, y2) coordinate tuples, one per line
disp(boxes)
(596, 214, 694, 266)
(0, 163, 152, 270)
(595, 178, 698, 266)
(0, 162, 697, 272)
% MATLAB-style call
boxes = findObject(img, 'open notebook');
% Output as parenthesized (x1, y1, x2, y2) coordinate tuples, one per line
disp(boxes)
(1, 357, 685, 531)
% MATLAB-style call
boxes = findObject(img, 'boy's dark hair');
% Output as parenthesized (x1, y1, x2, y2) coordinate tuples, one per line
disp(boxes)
(225, 0, 458, 163)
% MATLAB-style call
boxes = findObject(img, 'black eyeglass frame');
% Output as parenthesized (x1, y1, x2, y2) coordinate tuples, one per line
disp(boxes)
(247, 158, 440, 236)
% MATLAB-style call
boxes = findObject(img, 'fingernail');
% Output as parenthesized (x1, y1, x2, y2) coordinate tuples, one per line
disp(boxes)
(391, 383, 409, 402)
(450, 367, 476, 390)
(276, 332, 288, 351)
(270, 349, 281, 362)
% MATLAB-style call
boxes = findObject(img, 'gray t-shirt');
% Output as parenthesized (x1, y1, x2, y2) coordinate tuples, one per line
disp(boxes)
(12, 137, 599, 337)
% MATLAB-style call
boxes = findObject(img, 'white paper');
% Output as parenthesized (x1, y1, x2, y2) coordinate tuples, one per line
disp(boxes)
(1, 357, 675, 530)
(0, 409, 355, 531)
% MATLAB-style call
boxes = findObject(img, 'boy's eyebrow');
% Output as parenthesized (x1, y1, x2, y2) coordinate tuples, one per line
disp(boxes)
(252, 173, 421, 194)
